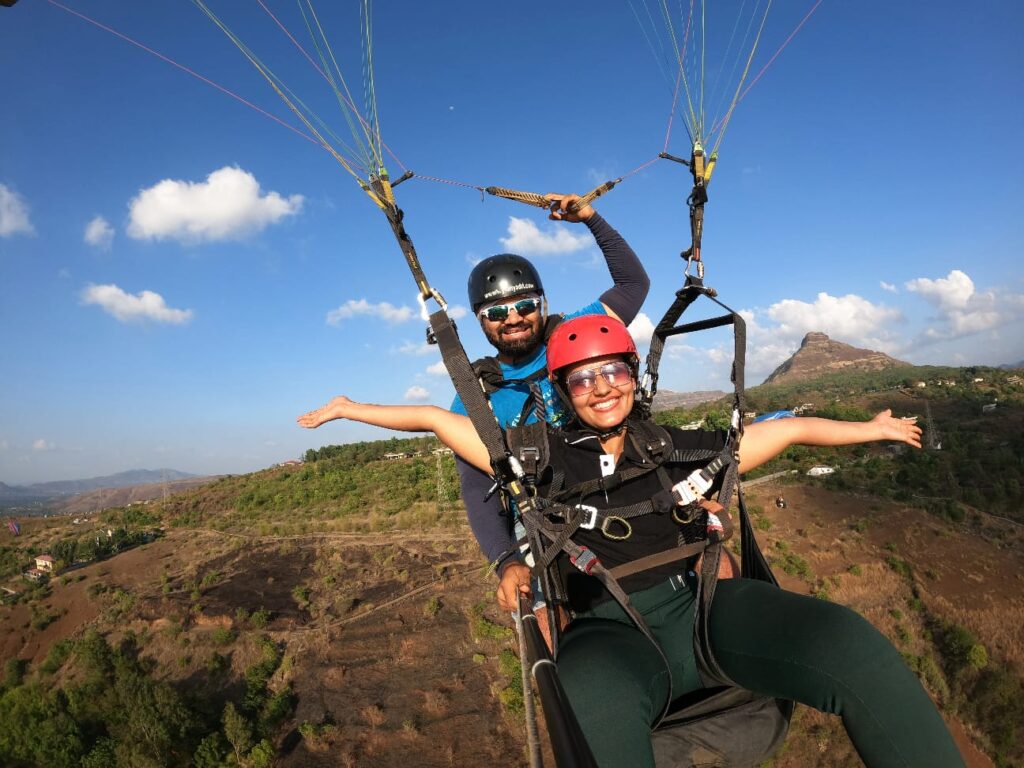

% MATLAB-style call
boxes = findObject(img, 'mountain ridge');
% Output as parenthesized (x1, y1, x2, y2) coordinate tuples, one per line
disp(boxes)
(0, 468, 197, 510)
(764, 332, 910, 385)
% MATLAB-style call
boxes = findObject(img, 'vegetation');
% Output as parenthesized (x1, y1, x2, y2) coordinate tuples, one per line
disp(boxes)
(1, 363, 1019, 765)
(655, 364, 1024, 522)
(157, 436, 463, 534)
(0, 629, 296, 768)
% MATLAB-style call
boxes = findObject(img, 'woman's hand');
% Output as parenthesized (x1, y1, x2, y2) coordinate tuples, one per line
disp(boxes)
(297, 395, 354, 429)
(871, 409, 923, 448)
(546, 193, 594, 222)
(496, 562, 533, 612)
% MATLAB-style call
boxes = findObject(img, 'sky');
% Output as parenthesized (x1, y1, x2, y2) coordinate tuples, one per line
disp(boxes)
(1, 0, 1022, 485)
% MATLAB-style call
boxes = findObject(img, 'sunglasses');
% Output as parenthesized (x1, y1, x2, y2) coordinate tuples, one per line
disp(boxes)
(478, 297, 541, 322)
(565, 361, 635, 398)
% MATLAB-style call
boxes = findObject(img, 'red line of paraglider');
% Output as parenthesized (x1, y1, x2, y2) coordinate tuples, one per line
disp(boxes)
(44, 0, 325, 149)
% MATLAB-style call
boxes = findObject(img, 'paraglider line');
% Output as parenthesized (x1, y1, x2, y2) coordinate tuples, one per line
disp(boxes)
(44, 0, 321, 149)
(737, 0, 822, 103)
(709, 0, 822, 137)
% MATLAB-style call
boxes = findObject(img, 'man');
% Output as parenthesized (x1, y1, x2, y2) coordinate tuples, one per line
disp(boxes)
(453, 193, 649, 580)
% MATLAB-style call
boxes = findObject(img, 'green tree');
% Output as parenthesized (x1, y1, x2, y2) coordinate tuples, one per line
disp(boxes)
(223, 702, 254, 765)
(0, 685, 85, 768)
(2, 658, 26, 691)
(193, 732, 229, 768)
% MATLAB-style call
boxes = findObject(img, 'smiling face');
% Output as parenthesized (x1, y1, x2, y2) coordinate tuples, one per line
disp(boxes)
(562, 354, 636, 431)
(479, 293, 545, 360)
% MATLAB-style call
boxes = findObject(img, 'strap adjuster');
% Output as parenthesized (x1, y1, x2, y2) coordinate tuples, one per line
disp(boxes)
(519, 446, 540, 479)
(577, 504, 599, 530)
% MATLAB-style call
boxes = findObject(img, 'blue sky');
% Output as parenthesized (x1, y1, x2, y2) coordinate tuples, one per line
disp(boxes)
(2, 0, 1022, 485)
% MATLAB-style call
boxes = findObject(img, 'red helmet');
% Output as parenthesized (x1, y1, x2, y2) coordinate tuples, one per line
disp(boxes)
(547, 314, 638, 375)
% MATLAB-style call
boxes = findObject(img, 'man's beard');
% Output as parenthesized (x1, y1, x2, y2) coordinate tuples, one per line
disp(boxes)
(486, 322, 543, 359)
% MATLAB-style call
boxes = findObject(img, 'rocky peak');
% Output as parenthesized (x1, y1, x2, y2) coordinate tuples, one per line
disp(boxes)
(763, 332, 910, 385)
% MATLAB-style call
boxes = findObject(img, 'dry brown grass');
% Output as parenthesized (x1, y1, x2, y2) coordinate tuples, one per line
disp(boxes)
(360, 703, 386, 729)
(422, 688, 449, 715)
(929, 595, 1024, 666)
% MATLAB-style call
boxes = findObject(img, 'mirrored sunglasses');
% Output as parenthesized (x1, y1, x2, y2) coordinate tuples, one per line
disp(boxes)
(565, 361, 634, 397)
(478, 297, 541, 322)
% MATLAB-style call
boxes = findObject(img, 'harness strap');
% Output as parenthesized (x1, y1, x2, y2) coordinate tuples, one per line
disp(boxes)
(549, 446, 720, 503)
(556, 537, 676, 727)
(607, 540, 708, 580)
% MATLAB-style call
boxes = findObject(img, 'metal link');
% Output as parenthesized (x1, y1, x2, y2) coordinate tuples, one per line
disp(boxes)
(600, 516, 632, 541)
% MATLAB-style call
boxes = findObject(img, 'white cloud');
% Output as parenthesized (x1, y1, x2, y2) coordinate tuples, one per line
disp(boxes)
(499, 216, 591, 256)
(766, 292, 903, 346)
(395, 340, 439, 357)
(0, 183, 34, 237)
(628, 312, 655, 347)
(905, 269, 1019, 341)
(730, 297, 904, 384)
(32, 439, 55, 452)
(126, 166, 303, 242)
(84, 215, 114, 249)
(404, 385, 430, 402)
(326, 299, 414, 326)
(81, 283, 194, 324)
(880, 281, 897, 293)
(906, 270, 976, 312)
(426, 360, 448, 376)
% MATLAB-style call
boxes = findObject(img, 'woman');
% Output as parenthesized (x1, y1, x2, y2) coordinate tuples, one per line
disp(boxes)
(298, 315, 964, 768)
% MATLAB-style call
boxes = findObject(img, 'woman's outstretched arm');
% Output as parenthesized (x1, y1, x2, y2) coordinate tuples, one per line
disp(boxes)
(738, 409, 922, 474)
(298, 395, 492, 474)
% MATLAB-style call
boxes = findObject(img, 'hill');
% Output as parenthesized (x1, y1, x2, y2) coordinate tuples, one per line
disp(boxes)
(763, 332, 910, 385)
(650, 388, 727, 412)
(0, 469, 198, 512)
(1, 389, 1022, 767)
(47, 476, 223, 517)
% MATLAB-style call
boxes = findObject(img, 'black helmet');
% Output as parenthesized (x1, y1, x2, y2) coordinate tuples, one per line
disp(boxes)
(467, 254, 544, 312)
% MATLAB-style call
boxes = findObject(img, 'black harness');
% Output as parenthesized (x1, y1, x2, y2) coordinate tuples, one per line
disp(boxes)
(470, 315, 565, 427)
(373, 178, 789, 766)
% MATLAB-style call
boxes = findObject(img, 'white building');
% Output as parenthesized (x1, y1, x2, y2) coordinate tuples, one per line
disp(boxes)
(806, 466, 835, 477)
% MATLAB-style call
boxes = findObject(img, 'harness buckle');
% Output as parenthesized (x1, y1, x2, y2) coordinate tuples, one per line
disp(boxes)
(570, 547, 599, 575)
(519, 446, 540, 480)
(671, 478, 699, 506)
(671, 465, 715, 506)
(577, 504, 599, 530)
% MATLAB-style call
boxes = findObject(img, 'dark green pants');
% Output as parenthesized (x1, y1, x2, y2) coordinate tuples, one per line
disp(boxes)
(557, 575, 964, 768)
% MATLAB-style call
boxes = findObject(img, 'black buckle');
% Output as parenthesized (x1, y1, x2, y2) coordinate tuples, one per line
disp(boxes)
(519, 446, 540, 482)
(425, 323, 456, 345)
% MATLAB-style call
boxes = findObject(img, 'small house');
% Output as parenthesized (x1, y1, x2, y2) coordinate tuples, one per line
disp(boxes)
(35, 554, 55, 572)
(432, 447, 454, 456)
(24, 568, 47, 582)
(806, 466, 835, 477)
(383, 452, 409, 461)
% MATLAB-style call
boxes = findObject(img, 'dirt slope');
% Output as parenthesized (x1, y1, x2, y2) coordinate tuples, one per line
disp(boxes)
(3, 484, 1021, 767)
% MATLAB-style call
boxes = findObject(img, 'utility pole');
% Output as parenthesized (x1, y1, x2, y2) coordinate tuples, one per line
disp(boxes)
(436, 451, 446, 512)
(923, 399, 940, 450)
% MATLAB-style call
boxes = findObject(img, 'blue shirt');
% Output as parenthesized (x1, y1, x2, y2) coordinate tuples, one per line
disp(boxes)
(451, 300, 605, 428)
